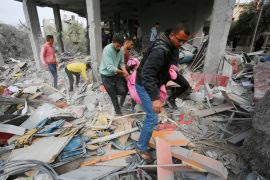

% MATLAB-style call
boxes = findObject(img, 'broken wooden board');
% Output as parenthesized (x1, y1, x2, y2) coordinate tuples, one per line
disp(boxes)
(196, 103, 234, 118)
(156, 138, 174, 180)
(80, 150, 136, 167)
(171, 147, 228, 180)
(0, 124, 25, 136)
(10, 135, 74, 163)
(227, 128, 254, 144)
(59, 166, 123, 180)
(131, 130, 192, 147)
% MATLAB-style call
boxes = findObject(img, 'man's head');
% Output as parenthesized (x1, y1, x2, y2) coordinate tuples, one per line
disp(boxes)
(86, 62, 91, 71)
(124, 38, 134, 51)
(166, 23, 190, 48)
(112, 33, 125, 52)
(46, 35, 54, 45)
(155, 22, 160, 28)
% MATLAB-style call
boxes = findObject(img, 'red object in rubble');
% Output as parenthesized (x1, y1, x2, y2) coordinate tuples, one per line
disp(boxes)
(178, 113, 193, 125)
(231, 59, 239, 74)
(157, 123, 177, 131)
(0, 132, 13, 145)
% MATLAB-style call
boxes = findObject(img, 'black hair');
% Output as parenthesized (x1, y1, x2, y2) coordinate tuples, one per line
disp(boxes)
(125, 37, 133, 42)
(86, 62, 91, 70)
(112, 33, 125, 44)
(46, 35, 54, 41)
(165, 23, 190, 37)
(156, 22, 160, 26)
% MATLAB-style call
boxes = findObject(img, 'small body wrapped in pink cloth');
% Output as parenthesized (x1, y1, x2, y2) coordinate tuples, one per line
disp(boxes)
(127, 58, 177, 104)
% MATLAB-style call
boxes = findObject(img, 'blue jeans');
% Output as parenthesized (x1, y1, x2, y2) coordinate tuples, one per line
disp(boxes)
(135, 83, 158, 151)
(48, 64, 58, 88)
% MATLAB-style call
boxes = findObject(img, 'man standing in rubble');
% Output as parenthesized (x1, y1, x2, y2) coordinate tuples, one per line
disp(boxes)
(136, 23, 190, 160)
(40, 35, 58, 89)
(150, 22, 160, 44)
(99, 34, 129, 116)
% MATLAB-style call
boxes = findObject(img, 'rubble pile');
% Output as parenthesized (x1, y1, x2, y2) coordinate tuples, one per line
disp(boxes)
(1, 44, 270, 180)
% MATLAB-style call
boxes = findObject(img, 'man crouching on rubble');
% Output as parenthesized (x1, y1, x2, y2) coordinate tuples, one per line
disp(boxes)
(65, 62, 91, 91)
(135, 23, 190, 160)
(40, 35, 58, 89)
(99, 33, 129, 116)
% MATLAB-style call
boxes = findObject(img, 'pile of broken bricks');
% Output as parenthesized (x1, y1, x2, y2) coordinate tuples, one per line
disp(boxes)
(1, 50, 270, 180)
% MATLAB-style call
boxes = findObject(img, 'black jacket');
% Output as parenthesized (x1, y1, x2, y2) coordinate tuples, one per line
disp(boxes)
(136, 33, 179, 101)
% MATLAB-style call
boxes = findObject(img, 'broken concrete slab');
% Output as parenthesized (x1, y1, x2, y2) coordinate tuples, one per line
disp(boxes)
(196, 103, 234, 118)
(227, 128, 254, 144)
(171, 147, 228, 179)
(48, 92, 64, 102)
(10, 135, 74, 163)
(0, 124, 25, 136)
(20, 103, 59, 129)
(59, 166, 122, 180)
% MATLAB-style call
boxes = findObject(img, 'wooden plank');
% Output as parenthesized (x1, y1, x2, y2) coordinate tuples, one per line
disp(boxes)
(196, 103, 234, 118)
(156, 138, 174, 180)
(80, 150, 136, 167)
(131, 130, 192, 147)
(171, 147, 228, 180)
(228, 129, 254, 144)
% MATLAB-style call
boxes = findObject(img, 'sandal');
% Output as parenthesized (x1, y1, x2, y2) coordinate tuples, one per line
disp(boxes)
(135, 148, 153, 163)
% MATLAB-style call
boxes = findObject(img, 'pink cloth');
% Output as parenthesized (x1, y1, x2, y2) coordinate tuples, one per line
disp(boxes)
(169, 65, 178, 80)
(40, 42, 56, 65)
(128, 71, 167, 104)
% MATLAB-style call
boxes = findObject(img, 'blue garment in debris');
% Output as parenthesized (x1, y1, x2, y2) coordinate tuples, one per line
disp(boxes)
(38, 120, 65, 134)
(59, 135, 90, 161)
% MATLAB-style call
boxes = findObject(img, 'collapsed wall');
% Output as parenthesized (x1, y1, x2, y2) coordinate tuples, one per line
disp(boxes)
(243, 90, 270, 177)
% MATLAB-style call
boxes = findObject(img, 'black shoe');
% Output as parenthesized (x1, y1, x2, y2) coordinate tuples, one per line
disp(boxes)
(167, 99, 177, 109)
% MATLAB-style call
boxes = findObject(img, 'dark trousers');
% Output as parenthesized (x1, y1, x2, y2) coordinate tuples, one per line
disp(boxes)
(48, 64, 58, 89)
(65, 68, 80, 91)
(101, 74, 128, 115)
(167, 74, 191, 101)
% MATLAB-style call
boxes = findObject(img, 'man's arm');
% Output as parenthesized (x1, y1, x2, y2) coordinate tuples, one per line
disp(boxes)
(40, 45, 47, 66)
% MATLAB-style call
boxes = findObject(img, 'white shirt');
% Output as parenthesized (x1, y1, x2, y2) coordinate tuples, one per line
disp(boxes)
(150, 26, 157, 42)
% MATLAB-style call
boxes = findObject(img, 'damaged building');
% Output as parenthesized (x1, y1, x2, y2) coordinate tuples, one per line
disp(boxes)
(1, 0, 270, 180)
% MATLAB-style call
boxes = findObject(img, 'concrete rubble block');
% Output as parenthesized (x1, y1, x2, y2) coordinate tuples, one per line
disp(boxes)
(171, 146, 228, 180)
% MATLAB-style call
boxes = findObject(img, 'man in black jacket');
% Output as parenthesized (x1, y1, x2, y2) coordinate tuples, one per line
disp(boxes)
(135, 23, 190, 160)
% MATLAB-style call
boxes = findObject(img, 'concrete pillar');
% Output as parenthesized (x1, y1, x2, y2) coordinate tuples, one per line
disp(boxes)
(53, 5, 64, 53)
(86, 0, 102, 82)
(0, 53, 4, 66)
(192, 26, 204, 47)
(23, 0, 42, 71)
(204, 0, 236, 73)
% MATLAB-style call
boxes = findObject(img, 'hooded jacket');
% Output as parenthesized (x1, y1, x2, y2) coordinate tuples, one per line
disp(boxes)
(136, 33, 179, 101)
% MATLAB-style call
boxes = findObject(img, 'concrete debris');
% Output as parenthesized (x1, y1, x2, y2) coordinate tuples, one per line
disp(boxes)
(1, 37, 269, 180)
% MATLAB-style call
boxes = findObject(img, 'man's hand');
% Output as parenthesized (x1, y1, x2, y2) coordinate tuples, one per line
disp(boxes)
(152, 100, 162, 113)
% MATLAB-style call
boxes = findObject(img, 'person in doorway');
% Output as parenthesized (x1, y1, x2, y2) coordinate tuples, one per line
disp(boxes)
(99, 33, 129, 116)
(40, 35, 58, 89)
(255, 36, 265, 51)
(65, 62, 91, 91)
(123, 38, 135, 71)
(149, 22, 160, 44)
(135, 23, 190, 160)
